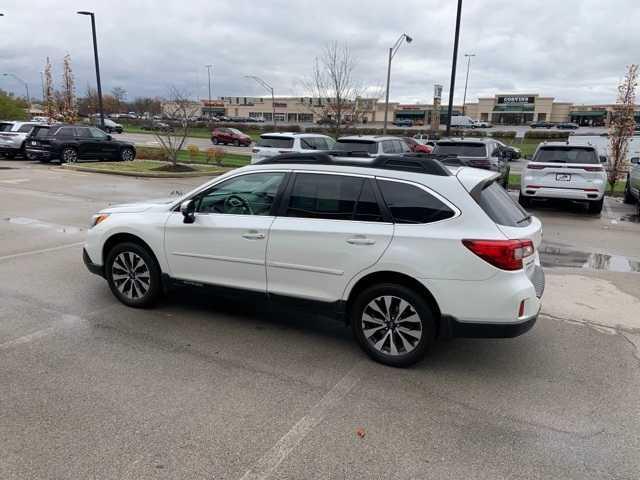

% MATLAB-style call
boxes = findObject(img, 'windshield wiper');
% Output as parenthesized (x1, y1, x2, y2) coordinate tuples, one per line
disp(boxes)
(516, 214, 532, 224)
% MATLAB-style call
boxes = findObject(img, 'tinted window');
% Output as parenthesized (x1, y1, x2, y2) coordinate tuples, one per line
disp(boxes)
(533, 147, 598, 164)
(395, 140, 409, 153)
(56, 127, 75, 137)
(382, 141, 395, 154)
(0, 123, 13, 132)
(196, 172, 285, 215)
(256, 136, 294, 148)
(335, 140, 378, 154)
(476, 182, 530, 227)
(89, 127, 109, 139)
(354, 180, 383, 222)
(378, 180, 455, 224)
(287, 174, 363, 220)
(17, 124, 36, 133)
(33, 127, 51, 138)
(300, 137, 332, 150)
(75, 127, 92, 138)
(434, 142, 487, 157)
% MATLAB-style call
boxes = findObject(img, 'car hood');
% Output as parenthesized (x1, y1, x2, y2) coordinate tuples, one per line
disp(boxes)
(100, 197, 175, 214)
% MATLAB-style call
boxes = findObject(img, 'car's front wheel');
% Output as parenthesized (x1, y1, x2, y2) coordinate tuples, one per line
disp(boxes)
(120, 147, 135, 161)
(105, 242, 162, 308)
(61, 147, 78, 163)
(351, 284, 435, 367)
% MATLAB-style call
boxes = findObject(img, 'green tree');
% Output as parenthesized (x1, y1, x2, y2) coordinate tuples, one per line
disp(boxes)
(0, 89, 28, 120)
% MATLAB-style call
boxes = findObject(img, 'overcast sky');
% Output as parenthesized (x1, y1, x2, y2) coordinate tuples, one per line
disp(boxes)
(1, 0, 638, 105)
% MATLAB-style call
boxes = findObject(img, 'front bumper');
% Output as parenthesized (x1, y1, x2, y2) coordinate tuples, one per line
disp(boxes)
(83, 248, 104, 278)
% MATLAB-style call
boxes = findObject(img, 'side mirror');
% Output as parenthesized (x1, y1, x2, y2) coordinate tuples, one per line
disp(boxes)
(180, 200, 196, 224)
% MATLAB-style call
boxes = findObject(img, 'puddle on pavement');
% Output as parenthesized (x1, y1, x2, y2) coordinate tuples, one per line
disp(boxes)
(619, 213, 640, 224)
(4, 217, 84, 234)
(540, 244, 640, 273)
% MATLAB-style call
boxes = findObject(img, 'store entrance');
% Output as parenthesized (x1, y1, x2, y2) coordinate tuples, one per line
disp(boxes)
(491, 112, 534, 125)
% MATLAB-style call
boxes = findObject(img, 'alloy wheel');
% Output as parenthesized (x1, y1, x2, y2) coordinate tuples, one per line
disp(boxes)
(111, 251, 151, 300)
(361, 296, 422, 356)
(121, 149, 134, 161)
(62, 148, 77, 163)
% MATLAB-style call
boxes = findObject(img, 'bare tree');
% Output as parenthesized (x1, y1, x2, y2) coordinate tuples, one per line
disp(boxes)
(608, 64, 638, 193)
(60, 54, 77, 123)
(43, 57, 55, 120)
(153, 87, 200, 166)
(111, 86, 127, 113)
(305, 42, 361, 136)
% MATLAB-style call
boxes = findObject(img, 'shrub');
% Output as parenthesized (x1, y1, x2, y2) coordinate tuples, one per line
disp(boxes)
(186, 144, 200, 161)
(206, 147, 225, 166)
(490, 131, 518, 140)
(135, 146, 168, 161)
(524, 130, 570, 140)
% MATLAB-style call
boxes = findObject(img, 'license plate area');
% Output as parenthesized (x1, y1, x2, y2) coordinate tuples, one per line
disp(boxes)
(556, 173, 571, 181)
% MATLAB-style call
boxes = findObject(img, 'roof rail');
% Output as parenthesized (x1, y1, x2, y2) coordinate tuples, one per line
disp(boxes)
(256, 152, 454, 176)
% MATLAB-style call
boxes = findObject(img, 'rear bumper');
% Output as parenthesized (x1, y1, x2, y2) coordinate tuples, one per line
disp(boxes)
(521, 186, 604, 200)
(0, 145, 21, 154)
(25, 148, 54, 160)
(444, 311, 538, 338)
(83, 248, 104, 278)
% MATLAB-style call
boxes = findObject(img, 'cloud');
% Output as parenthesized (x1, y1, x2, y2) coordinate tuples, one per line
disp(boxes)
(0, 0, 638, 104)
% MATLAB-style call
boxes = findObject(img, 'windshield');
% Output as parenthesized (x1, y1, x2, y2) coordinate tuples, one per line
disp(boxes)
(334, 140, 378, 154)
(434, 142, 487, 157)
(257, 136, 294, 148)
(229, 128, 243, 135)
(533, 147, 598, 164)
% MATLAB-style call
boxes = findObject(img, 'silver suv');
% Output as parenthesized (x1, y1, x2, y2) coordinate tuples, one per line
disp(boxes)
(335, 135, 411, 156)
(0, 121, 40, 159)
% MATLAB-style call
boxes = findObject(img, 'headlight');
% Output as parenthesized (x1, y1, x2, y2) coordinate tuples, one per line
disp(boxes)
(91, 213, 110, 228)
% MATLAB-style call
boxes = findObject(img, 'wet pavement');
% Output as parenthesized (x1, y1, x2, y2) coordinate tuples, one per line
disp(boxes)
(1, 159, 640, 480)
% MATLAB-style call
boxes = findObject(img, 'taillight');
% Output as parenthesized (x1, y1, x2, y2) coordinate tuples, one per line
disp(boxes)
(462, 239, 534, 271)
(526, 164, 546, 170)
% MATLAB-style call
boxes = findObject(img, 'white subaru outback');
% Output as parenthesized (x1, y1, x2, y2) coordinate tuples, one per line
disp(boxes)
(83, 153, 545, 367)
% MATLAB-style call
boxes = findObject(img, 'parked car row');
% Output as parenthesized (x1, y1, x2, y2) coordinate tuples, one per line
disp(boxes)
(530, 121, 579, 129)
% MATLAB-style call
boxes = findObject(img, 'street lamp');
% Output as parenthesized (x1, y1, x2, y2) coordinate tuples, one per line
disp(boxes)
(2, 73, 31, 118)
(462, 53, 475, 116)
(446, 0, 463, 136)
(205, 65, 213, 119)
(77, 11, 105, 128)
(245, 75, 276, 127)
(383, 33, 412, 134)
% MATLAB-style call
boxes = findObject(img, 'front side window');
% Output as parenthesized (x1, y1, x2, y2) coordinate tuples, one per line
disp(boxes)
(378, 179, 455, 224)
(56, 127, 75, 138)
(195, 172, 285, 216)
(334, 140, 378, 154)
(382, 141, 396, 154)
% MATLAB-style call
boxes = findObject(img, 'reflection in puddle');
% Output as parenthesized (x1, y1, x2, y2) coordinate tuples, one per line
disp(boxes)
(4, 217, 83, 234)
(540, 244, 640, 273)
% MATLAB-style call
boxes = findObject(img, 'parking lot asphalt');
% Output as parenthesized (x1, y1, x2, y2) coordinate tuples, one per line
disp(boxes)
(118, 132, 253, 156)
(1, 159, 639, 479)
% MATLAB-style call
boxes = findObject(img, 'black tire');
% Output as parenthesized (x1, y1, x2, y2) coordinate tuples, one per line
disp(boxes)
(623, 177, 635, 204)
(212, 137, 219, 145)
(351, 283, 435, 367)
(5, 151, 17, 159)
(234, 140, 240, 147)
(518, 192, 531, 208)
(588, 197, 604, 214)
(120, 147, 136, 161)
(61, 147, 78, 163)
(105, 242, 162, 308)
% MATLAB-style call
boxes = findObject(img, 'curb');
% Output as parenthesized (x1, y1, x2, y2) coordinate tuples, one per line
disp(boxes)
(61, 163, 227, 178)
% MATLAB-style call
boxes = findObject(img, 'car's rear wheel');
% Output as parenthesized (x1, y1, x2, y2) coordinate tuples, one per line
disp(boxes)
(351, 284, 435, 367)
(61, 147, 78, 163)
(105, 242, 162, 308)
(5, 151, 17, 159)
(588, 197, 604, 214)
(518, 192, 531, 208)
(623, 177, 635, 204)
(120, 147, 135, 161)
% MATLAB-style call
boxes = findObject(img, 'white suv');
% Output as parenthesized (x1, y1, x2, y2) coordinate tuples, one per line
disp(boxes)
(251, 133, 335, 163)
(83, 153, 544, 367)
(335, 135, 411, 156)
(519, 142, 607, 214)
(0, 121, 40, 158)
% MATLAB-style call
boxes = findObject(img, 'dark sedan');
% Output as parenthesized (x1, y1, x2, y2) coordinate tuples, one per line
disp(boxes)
(556, 122, 579, 130)
(25, 125, 136, 163)
(530, 121, 554, 129)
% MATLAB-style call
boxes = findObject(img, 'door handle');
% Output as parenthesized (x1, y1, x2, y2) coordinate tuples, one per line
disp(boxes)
(242, 231, 265, 240)
(347, 237, 375, 246)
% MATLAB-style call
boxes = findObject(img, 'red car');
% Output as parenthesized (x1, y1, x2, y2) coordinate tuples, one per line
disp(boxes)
(402, 137, 433, 153)
(211, 127, 252, 147)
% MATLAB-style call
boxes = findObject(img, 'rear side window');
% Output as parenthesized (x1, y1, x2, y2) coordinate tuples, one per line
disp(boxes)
(33, 127, 51, 138)
(286, 174, 383, 222)
(257, 136, 294, 148)
(378, 180, 455, 224)
(533, 147, 598, 164)
(476, 182, 530, 227)
(335, 140, 378, 154)
(0, 123, 13, 132)
(434, 142, 487, 157)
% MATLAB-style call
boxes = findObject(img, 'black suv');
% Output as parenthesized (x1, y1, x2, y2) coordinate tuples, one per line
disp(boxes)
(25, 125, 136, 163)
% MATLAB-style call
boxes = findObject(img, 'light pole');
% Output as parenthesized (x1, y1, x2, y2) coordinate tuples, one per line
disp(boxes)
(205, 64, 213, 119)
(245, 75, 276, 127)
(462, 53, 475, 116)
(446, 0, 463, 136)
(77, 11, 104, 128)
(383, 33, 412, 134)
(2, 73, 31, 118)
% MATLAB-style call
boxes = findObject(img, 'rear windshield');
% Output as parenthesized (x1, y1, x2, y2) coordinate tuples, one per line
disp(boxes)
(257, 136, 294, 148)
(334, 140, 378, 154)
(477, 182, 530, 227)
(0, 123, 13, 132)
(434, 142, 487, 157)
(17, 124, 36, 133)
(533, 147, 598, 164)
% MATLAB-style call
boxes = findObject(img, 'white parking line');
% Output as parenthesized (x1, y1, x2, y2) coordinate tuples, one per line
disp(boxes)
(0, 241, 84, 262)
(0, 178, 30, 184)
(239, 363, 364, 480)
(0, 327, 55, 351)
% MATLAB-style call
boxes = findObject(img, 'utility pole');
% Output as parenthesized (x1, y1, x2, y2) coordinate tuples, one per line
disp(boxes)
(383, 33, 413, 134)
(446, 0, 463, 136)
(245, 75, 276, 127)
(77, 11, 105, 128)
(205, 64, 213, 119)
(462, 53, 475, 116)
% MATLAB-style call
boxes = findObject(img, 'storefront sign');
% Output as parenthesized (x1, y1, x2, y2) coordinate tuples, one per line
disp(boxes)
(497, 96, 535, 104)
